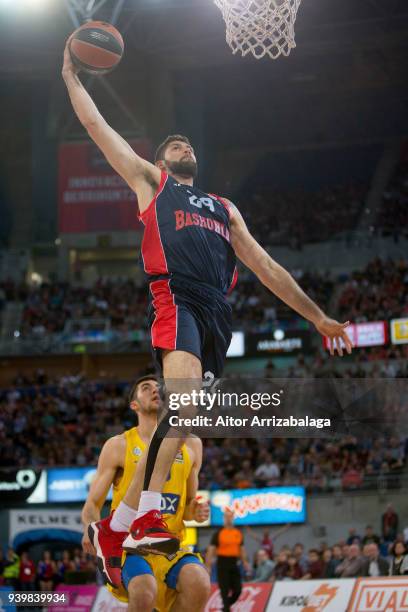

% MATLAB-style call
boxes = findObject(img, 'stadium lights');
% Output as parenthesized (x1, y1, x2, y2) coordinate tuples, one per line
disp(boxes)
(31, 272, 43, 284)
(22, 0, 52, 8)
(274, 329, 285, 341)
(0, 0, 52, 10)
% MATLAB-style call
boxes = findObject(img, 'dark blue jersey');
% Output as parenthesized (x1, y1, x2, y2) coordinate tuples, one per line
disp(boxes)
(139, 171, 237, 295)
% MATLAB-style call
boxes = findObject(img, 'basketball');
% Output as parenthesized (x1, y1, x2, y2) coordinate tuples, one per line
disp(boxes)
(69, 21, 124, 75)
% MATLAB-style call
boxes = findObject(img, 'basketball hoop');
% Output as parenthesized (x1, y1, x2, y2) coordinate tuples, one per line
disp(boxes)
(214, 0, 302, 60)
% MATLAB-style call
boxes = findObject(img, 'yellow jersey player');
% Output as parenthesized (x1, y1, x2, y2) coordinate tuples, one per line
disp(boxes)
(82, 375, 210, 612)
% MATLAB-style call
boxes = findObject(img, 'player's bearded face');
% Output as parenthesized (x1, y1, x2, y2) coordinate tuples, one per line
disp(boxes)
(165, 156, 198, 179)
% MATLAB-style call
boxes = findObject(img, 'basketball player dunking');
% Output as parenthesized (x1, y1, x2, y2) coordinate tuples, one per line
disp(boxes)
(63, 38, 353, 588)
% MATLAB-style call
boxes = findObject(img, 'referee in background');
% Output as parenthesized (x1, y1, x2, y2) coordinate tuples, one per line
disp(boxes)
(205, 509, 250, 611)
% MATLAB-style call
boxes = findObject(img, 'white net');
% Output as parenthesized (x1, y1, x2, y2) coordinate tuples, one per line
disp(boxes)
(214, 0, 302, 60)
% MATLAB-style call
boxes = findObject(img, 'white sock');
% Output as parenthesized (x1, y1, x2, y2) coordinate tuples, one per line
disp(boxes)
(110, 501, 138, 532)
(136, 491, 162, 519)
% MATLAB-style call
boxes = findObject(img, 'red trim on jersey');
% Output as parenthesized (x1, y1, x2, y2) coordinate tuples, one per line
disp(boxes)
(138, 171, 168, 222)
(228, 266, 238, 295)
(210, 194, 238, 293)
(150, 279, 178, 350)
(210, 194, 234, 219)
(139, 172, 169, 275)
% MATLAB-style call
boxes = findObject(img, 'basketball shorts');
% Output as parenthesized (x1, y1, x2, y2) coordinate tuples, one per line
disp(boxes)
(148, 275, 232, 379)
(108, 549, 203, 612)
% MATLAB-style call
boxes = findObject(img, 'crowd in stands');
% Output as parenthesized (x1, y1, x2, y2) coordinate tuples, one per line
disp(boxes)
(236, 505, 408, 582)
(1, 372, 406, 492)
(0, 278, 148, 336)
(1, 255, 407, 338)
(237, 183, 367, 249)
(229, 267, 334, 332)
(0, 375, 129, 468)
(337, 257, 408, 324)
(0, 548, 97, 589)
(275, 349, 408, 378)
(2, 506, 406, 593)
(0, 268, 334, 338)
(199, 435, 407, 493)
(375, 142, 408, 241)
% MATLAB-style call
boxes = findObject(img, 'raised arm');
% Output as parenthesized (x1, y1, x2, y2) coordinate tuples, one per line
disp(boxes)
(245, 526, 262, 543)
(228, 202, 353, 356)
(61, 37, 161, 213)
(271, 523, 292, 540)
(81, 435, 124, 554)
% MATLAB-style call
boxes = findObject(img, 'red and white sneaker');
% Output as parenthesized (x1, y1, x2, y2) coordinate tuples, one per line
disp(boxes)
(123, 510, 180, 555)
(88, 516, 127, 588)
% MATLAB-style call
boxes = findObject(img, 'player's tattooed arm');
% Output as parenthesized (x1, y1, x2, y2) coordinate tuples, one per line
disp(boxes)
(228, 200, 353, 356)
(62, 37, 161, 210)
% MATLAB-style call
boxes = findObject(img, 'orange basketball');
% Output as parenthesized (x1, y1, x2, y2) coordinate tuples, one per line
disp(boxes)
(69, 21, 124, 75)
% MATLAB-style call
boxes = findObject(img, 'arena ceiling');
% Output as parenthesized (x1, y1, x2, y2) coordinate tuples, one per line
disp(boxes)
(0, 0, 407, 78)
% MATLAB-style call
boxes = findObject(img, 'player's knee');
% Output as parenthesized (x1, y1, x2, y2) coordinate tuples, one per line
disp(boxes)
(127, 574, 157, 611)
(177, 564, 211, 604)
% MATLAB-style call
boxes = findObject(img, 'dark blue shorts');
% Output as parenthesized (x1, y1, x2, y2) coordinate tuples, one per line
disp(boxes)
(121, 552, 203, 591)
(148, 276, 232, 378)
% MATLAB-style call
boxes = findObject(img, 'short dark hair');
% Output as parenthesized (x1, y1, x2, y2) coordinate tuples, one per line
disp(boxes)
(154, 134, 191, 163)
(391, 541, 407, 556)
(128, 375, 158, 403)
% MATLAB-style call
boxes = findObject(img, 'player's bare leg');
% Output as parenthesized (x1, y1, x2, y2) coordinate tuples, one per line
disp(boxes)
(123, 350, 201, 509)
(127, 574, 157, 612)
(122, 349, 202, 553)
(170, 564, 211, 612)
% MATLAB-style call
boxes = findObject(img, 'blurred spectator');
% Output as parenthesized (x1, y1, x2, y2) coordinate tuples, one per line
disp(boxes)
(3, 548, 20, 588)
(19, 552, 36, 591)
(362, 543, 372, 559)
(233, 459, 255, 489)
(245, 525, 290, 560)
(324, 545, 343, 578)
(321, 549, 333, 578)
(302, 549, 324, 580)
(335, 544, 366, 578)
(293, 543, 308, 574)
(286, 555, 303, 580)
(342, 467, 363, 490)
(363, 543, 389, 576)
(346, 528, 361, 545)
(56, 550, 74, 584)
(362, 525, 381, 547)
(252, 550, 275, 582)
(272, 550, 290, 580)
(254, 454, 280, 486)
(38, 551, 56, 591)
(382, 504, 399, 542)
(389, 542, 408, 576)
